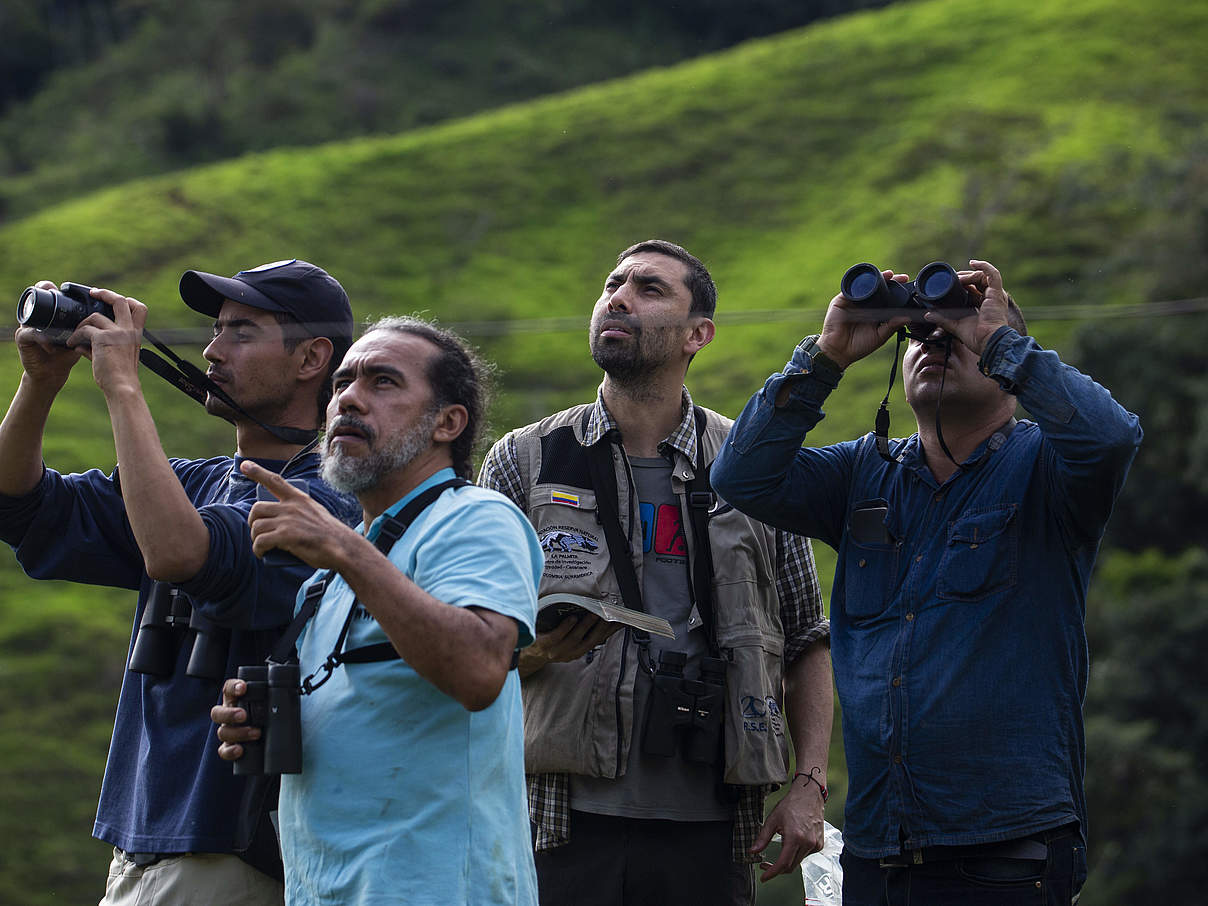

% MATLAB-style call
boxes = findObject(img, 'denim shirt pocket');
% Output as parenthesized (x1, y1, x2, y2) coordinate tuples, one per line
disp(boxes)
(937, 504, 1019, 602)
(843, 498, 901, 620)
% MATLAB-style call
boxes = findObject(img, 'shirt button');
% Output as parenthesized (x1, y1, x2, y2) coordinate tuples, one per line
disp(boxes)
(934, 493, 944, 502)
(915, 555, 923, 563)
(893, 754, 903, 764)
(970, 543, 979, 549)
(892, 677, 902, 687)
(905, 612, 914, 622)
(858, 559, 867, 567)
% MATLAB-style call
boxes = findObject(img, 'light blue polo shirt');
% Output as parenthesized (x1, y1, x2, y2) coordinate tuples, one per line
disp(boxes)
(279, 468, 541, 905)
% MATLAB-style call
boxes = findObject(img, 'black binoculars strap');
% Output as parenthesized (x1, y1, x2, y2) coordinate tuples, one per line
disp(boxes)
(874, 329, 908, 464)
(685, 407, 719, 655)
(138, 327, 318, 446)
(585, 429, 650, 647)
(281, 479, 484, 692)
(268, 572, 335, 666)
(584, 407, 720, 657)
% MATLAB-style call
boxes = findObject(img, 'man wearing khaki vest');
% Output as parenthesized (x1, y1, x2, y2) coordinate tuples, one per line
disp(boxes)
(479, 239, 833, 906)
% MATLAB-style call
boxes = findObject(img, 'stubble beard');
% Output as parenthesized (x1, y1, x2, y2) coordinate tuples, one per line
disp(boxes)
(320, 409, 440, 495)
(589, 318, 676, 400)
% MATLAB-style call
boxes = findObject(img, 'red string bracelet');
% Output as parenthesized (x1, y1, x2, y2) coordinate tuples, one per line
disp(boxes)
(794, 767, 828, 802)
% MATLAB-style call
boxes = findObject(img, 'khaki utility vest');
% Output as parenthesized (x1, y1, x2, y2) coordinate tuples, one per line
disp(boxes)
(514, 403, 790, 786)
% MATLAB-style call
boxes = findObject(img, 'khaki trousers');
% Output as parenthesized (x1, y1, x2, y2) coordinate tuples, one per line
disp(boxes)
(100, 848, 283, 906)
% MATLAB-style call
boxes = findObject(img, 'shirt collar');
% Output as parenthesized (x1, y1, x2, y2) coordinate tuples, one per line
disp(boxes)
(584, 385, 700, 466)
(365, 466, 458, 539)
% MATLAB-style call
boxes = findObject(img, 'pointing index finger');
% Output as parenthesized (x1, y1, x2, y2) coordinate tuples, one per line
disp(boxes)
(239, 460, 302, 500)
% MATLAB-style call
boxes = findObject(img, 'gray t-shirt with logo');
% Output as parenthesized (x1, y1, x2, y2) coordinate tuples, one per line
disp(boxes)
(569, 456, 732, 821)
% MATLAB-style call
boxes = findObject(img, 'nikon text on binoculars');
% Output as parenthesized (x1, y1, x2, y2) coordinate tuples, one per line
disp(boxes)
(840, 261, 976, 323)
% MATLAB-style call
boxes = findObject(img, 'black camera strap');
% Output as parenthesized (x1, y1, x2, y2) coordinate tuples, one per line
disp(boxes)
(138, 326, 318, 446)
(585, 427, 649, 643)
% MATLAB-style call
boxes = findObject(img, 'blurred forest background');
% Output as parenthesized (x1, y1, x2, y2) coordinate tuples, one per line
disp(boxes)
(0, 0, 1205, 903)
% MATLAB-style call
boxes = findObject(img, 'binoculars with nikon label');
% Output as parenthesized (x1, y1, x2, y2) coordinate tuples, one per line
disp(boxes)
(232, 663, 303, 775)
(642, 650, 727, 764)
(16, 282, 112, 341)
(840, 261, 975, 321)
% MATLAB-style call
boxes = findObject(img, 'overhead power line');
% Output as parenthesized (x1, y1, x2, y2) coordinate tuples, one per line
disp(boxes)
(1, 296, 1205, 344)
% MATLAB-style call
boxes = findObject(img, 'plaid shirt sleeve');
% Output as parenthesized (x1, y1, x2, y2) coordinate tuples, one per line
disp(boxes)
(478, 433, 527, 510)
(776, 529, 829, 666)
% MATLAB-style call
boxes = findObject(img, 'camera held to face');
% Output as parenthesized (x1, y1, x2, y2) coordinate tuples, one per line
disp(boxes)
(642, 650, 727, 765)
(16, 282, 113, 341)
(840, 261, 975, 322)
(231, 663, 303, 775)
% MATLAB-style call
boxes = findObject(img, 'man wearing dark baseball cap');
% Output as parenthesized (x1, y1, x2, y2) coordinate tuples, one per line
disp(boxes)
(0, 260, 360, 905)
(180, 259, 354, 367)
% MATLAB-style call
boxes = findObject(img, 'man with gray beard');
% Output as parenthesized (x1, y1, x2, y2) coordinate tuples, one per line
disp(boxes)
(212, 317, 543, 905)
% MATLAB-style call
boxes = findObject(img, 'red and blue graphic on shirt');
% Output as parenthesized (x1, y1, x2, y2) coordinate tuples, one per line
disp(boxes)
(640, 502, 687, 558)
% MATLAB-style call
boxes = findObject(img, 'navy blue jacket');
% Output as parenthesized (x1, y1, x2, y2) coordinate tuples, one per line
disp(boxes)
(0, 455, 359, 853)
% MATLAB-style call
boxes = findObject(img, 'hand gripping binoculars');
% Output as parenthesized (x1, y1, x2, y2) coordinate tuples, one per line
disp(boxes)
(231, 664, 304, 775)
(840, 261, 975, 321)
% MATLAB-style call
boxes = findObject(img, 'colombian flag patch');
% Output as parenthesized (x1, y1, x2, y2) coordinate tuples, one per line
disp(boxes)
(550, 490, 580, 507)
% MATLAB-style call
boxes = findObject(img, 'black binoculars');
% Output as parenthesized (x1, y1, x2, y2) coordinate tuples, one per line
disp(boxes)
(232, 663, 303, 775)
(127, 582, 231, 682)
(840, 261, 975, 321)
(642, 650, 727, 764)
(16, 282, 112, 339)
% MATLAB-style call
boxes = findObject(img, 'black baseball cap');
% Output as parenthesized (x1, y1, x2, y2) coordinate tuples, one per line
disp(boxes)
(179, 259, 354, 363)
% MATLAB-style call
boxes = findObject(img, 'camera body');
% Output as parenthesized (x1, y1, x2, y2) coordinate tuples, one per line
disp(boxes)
(840, 261, 975, 321)
(642, 650, 727, 765)
(232, 663, 303, 775)
(16, 282, 112, 340)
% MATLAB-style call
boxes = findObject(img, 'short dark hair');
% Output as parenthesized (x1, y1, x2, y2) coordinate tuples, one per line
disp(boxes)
(617, 239, 717, 318)
(363, 316, 493, 480)
(273, 310, 338, 423)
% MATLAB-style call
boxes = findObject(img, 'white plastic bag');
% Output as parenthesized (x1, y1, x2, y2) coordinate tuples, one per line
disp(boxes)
(801, 821, 844, 906)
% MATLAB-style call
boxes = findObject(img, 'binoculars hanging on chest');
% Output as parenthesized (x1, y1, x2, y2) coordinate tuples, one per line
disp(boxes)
(127, 581, 230, 682)
(642, 650, 727, 765)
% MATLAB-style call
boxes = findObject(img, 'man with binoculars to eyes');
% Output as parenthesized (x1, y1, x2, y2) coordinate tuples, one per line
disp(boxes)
(212, 317, 542, 905)
(479, 239, 834, 906)
(0, 261, 360, 905)
(712, 259, 1142, 905)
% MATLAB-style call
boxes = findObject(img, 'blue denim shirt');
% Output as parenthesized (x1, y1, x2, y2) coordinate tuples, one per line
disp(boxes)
(712, 328, 1141, 881)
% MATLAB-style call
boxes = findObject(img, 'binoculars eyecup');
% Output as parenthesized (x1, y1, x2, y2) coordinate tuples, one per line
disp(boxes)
(184, 610, 231, 682)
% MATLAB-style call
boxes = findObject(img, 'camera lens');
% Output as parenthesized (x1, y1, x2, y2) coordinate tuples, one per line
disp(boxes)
(17, 287, 55, 328)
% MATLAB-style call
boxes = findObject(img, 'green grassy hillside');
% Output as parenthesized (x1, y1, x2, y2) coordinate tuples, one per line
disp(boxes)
(0, 0, 1203, 901)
